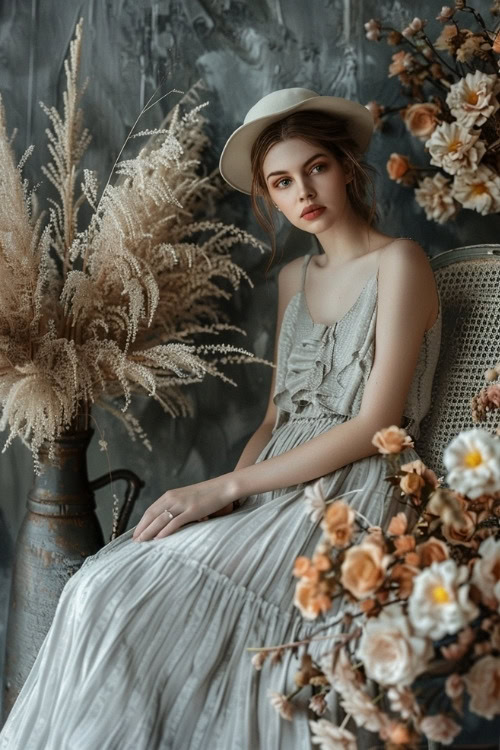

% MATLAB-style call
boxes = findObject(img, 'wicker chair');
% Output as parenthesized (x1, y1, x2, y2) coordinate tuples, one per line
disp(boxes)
(416, 243, 500, 478)
(416, 244, 500, 750)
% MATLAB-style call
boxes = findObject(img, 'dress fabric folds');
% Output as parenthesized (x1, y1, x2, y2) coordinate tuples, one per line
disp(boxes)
(0, 252, 442, 750)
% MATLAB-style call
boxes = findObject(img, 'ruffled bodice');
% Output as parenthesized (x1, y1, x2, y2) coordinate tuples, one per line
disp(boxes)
(273, 252, 442, 440)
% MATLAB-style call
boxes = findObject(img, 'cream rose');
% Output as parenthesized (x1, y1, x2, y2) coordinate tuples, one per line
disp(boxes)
(340, 539, 389, 599)
(404, 102, 440, 140)
(464, 655, 500, 719)
(357, 604, 433, 686)
(321, 500, 355, 548)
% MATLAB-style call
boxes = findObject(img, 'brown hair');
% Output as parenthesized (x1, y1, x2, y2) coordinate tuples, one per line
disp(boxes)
(249, 110, 379, 266)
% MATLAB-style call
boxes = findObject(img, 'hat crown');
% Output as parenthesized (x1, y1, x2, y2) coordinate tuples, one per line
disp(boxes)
(243, 87, 320, 125)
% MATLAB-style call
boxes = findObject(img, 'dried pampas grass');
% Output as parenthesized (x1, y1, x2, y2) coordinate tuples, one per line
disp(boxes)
(0, 19, 267, 467)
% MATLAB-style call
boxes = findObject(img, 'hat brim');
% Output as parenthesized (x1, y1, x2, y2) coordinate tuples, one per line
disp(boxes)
(219, 95, 374, 195)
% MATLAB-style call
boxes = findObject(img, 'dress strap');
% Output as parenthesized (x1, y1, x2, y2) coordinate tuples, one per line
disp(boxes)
(300, 253, 313, 292)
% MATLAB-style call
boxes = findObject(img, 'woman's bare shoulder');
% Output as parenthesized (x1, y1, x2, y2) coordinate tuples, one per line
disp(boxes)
(277, 254, 307, 299)
(378, 237, 432, 278)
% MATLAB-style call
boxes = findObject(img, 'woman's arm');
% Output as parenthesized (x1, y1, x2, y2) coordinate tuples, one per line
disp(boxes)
(133, 241, 437, 541)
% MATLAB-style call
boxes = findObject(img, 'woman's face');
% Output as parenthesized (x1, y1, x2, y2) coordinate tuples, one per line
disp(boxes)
(261, 137, 352, 233)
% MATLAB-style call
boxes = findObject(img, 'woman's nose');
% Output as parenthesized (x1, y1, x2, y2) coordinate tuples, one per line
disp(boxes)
(298, 180, 315, 200)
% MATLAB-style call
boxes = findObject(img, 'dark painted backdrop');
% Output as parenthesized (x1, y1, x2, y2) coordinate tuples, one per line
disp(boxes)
(1, 0, 499, 709)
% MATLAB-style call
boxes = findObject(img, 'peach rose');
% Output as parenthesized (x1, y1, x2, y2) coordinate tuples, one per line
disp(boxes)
(383, 722, 411, 745)
(404, 102, 440, 140)
(401, 459, 440, 489)
(388, 512, 408, 536)
(365, 100, 384, 130)
(294, 579, 331, 620)
(388, 50, 413, 77)
(394, 535, 416, 555)
(341, 539, 389, 599)
(372, 425, 414, 454)
(442, 510, 477, 548)
(321, 500, 355, 548)
(464, 655, 500, 719)
(386, 153, 412, 183)
(390, 562, 419, 598)
(472, 536, 500, 605)
(400, 472, 425, 497)
(417, 537, 449, 567)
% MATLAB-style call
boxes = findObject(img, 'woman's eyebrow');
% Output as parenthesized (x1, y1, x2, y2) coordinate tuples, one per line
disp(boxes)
(266, 152, 328, 181)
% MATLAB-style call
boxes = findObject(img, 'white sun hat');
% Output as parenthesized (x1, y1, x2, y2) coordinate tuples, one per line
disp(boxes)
(219, 87, 374, 195)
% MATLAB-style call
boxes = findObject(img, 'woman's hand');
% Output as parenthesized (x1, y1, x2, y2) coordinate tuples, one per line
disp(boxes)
(131, 473, 239, 542)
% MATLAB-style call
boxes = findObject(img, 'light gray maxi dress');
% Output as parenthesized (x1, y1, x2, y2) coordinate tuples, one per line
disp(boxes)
(0, 252, 442, 750)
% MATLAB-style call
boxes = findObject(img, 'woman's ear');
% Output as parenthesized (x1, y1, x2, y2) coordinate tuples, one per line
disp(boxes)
(342, 159, 354, 184)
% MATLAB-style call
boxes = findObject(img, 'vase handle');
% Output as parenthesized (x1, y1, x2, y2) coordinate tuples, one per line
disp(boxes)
(90, 470, 145, 540)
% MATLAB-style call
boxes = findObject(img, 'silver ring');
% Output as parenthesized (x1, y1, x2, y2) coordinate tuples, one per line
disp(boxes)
(164, 509, 174, 521)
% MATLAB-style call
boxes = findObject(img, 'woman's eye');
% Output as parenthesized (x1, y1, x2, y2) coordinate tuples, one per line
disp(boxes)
(311, 163, 326, 174)
(276, 178, 291, 188)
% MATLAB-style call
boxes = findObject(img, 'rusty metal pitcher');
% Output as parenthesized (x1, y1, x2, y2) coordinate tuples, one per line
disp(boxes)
(2, 427, 144, 719)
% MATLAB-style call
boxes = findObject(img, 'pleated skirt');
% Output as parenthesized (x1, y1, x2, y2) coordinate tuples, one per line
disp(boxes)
(0, 414, 419, 749)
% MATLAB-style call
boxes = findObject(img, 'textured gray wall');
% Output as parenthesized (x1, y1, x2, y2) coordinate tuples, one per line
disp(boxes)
(1, 0, 499, 713)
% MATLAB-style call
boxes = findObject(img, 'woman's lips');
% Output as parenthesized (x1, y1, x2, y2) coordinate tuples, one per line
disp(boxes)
(301, 206, 325, 221)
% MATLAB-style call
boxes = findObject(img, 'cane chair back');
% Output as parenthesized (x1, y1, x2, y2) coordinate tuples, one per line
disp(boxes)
(416, 244, 500, 478)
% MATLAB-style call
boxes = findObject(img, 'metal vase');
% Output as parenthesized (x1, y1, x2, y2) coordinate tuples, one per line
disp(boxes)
(2, 427, 143, 719)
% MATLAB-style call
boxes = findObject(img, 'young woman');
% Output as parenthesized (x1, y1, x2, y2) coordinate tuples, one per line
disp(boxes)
(0, 88, 441, 749)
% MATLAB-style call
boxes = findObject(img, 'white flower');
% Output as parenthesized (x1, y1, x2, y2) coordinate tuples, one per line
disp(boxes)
(472, 536, 500, 605)
(452, 165, 500, 215)
(357, 604, 433, 686)
(414, 173, 456, 223)
(464, 656, 500, 719)
(425, 122, 486, 175)
(304, 477, 327, 522)
(408, 560, 478, 640)
(446, 71, 500, 128)
(443, 428, 500, 499)
(309, 718, 357, 750)
(419, 714, 462, 744)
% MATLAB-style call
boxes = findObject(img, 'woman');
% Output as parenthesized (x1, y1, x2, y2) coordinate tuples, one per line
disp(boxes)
(0, 88, 441, 749)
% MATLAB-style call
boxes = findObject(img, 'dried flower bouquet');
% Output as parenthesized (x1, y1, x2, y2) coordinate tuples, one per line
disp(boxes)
(365, 1, 500, 224)
(253, 425, 500, 748)
(0, 20, 266, 467)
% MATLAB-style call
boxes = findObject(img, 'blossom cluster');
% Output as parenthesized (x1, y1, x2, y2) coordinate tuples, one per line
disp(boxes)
(364, 3, 500, 223)
(254, 425, 500, 748)
(0, 20, 265, 463)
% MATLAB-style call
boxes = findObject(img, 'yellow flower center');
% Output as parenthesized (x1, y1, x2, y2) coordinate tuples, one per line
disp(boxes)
(466, 91, 479, 105)
(432, 585, 450, 604)
(471, 183, 489, 196)
(447, 139, 462, 153)
(464, 449, 483, 467)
